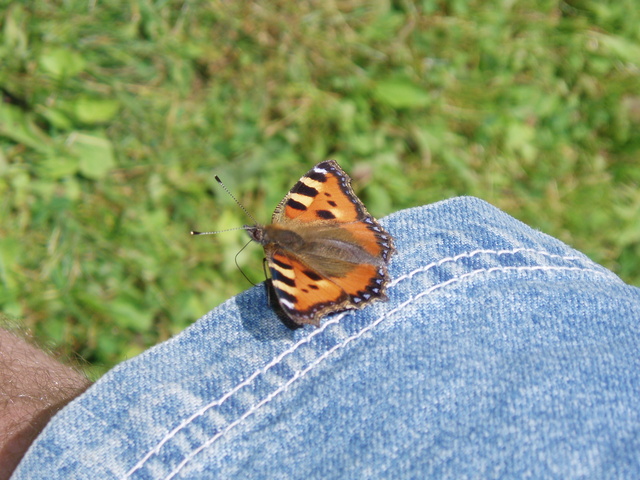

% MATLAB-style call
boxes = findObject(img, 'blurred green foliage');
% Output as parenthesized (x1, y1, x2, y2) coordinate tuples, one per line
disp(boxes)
(1, 0, 639, 377)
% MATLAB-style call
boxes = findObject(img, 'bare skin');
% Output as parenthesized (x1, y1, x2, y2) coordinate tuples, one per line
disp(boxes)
(0, 329, 91, 479)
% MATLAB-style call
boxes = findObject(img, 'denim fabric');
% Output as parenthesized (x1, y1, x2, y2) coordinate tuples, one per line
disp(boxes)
(12, 197, 640, 479)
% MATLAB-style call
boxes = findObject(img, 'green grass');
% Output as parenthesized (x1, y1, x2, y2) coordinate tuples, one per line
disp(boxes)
(1, 0, 639, 378)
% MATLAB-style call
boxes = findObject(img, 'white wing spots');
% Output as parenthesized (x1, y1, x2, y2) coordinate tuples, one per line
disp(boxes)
(313, 278, 335, 289)
(290, 192, 315, 209)
(274, 277, 334, 297)
(300, 176, 324, 191)
(279, 297, 296, 310)
(313, 166, 329, 174)
(327, 208, 348, 220)
(272, 279, 298, 296)
(276, 267, 295, 280)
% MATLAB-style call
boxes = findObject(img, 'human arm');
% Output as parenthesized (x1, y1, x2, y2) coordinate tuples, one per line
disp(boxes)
(0, 329, 91, 480)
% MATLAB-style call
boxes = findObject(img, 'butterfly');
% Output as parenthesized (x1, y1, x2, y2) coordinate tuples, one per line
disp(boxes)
(195, 160, 395, 326)
(244, 160, 395, 325)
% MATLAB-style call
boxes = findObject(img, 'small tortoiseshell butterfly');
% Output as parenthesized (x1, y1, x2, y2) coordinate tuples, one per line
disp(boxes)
(194, 160, 395, 326)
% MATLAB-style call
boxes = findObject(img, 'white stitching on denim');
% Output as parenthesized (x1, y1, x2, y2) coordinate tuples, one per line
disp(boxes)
(388, 248, 586, 287)
(122, 311, 348, 478)
(160, 264, 610, 480)
(122, 249, 594, 479)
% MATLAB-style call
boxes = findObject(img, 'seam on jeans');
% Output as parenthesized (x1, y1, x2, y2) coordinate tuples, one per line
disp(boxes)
(387, 248, 587, 287)
(122, 314, 349, 479)
(122, 249, 593, 479)
(157, 264, 610, 480)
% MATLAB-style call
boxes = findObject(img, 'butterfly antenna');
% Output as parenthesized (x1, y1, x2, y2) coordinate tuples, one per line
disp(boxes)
(214, 175, 259, 225)
(190, 226, 248, 236)
(235, 239, 257, 286)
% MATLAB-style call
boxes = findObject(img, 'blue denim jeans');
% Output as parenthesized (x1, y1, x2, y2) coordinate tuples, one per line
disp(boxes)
(12, 197, 640, 479)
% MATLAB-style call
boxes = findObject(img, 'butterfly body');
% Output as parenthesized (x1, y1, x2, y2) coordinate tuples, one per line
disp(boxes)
(247, 160, 394, 326)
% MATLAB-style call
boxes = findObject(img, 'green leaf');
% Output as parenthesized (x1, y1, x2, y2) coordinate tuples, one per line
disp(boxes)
(38, 155, 80, 179)
(40, 48, 85, 78)
(0, 103, 52, 152)
(69, 133, 116, 179)
(39, 48, 85, 78)
(373, 79, 432, 109)
(37, 106, 74, 130)
(2, 4, 28, 56)
(74, 96, 121, 125)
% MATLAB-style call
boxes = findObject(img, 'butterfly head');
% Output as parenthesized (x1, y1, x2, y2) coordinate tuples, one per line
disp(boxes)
(245, 224, 305, 251)
(244, 224, 264, 245)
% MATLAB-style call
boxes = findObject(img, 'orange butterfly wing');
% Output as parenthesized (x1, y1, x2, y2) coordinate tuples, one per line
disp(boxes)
(274, 160, 393, 262)
(260, 160, 394, 325)
(268, 251, 351, 320)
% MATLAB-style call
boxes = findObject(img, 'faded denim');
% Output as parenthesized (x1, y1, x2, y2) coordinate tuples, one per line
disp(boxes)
(12, 197, 640, 479)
